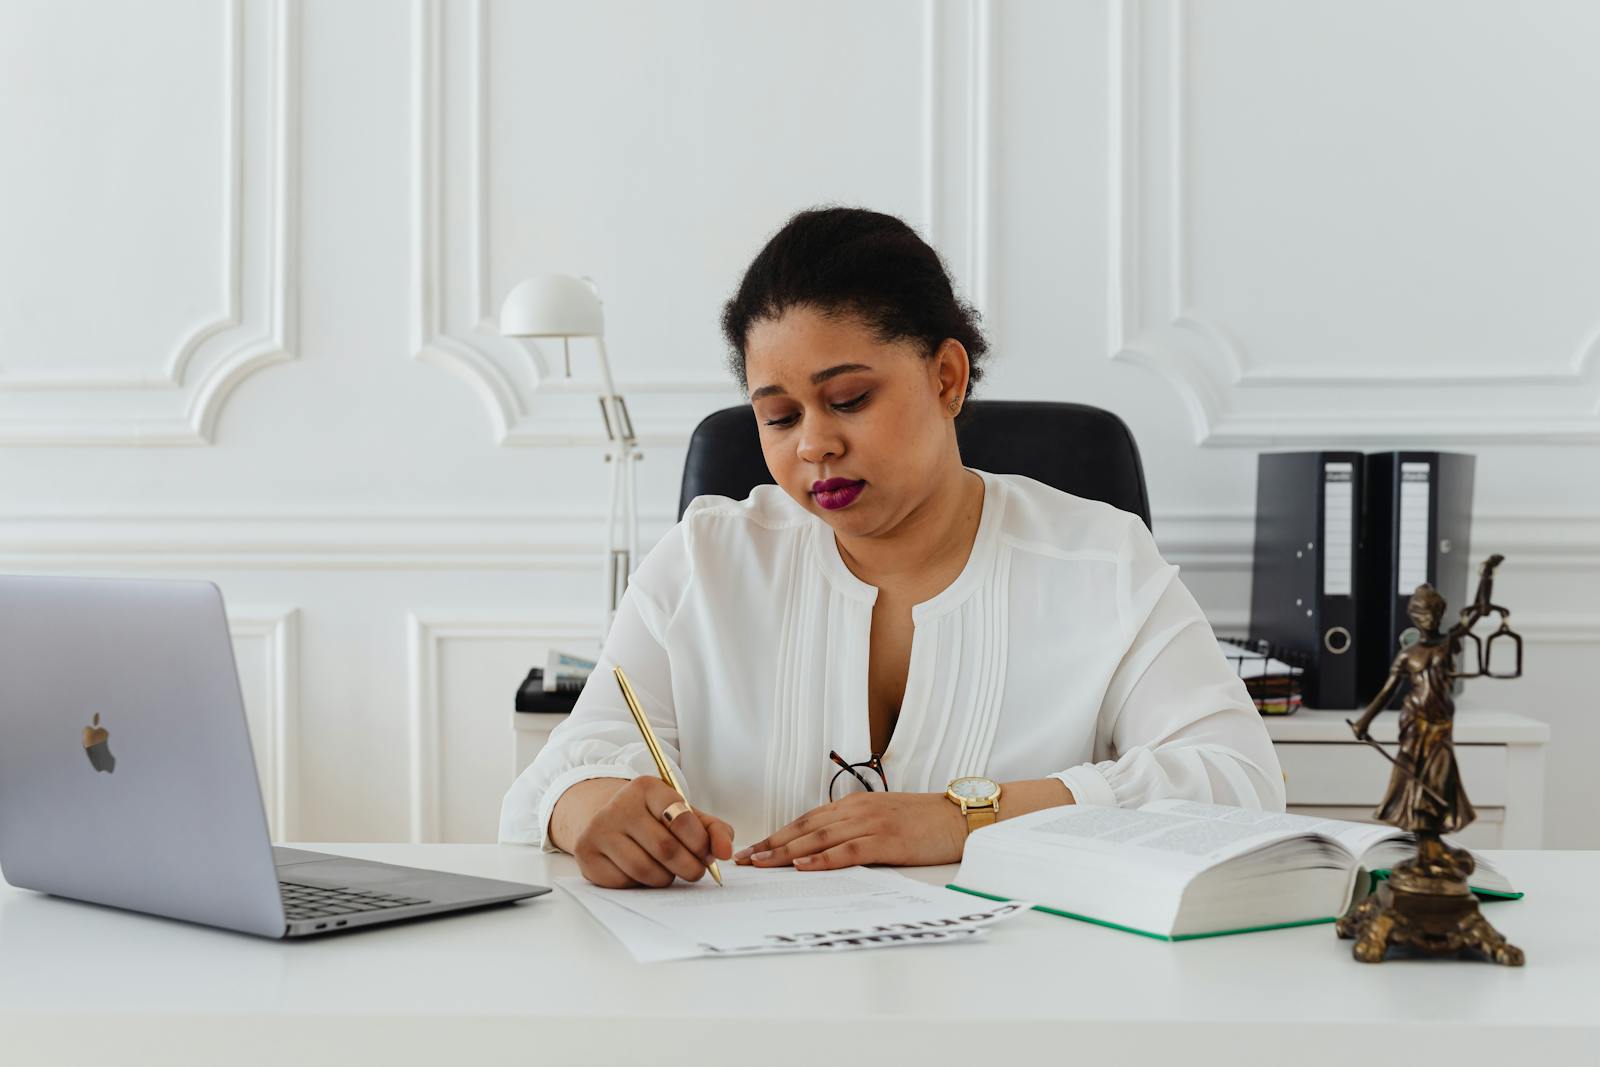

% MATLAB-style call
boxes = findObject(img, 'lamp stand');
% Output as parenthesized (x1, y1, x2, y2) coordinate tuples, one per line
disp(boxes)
(592, 337, 639, 642)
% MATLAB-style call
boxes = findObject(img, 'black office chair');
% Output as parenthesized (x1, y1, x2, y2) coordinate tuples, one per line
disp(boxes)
(678, 400, 1151, 530)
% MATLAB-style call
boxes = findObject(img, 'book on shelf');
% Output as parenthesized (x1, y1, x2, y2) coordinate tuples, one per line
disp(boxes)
(947, 800, 1519, 942)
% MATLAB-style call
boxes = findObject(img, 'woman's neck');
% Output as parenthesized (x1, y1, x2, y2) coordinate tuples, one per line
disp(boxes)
(834, 465, 985, 593)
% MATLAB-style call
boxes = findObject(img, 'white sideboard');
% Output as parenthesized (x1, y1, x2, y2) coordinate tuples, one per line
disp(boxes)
(1264, 708, 1548, 849)
(512, 707, 1550, 848)
(512, 712, 570, 791)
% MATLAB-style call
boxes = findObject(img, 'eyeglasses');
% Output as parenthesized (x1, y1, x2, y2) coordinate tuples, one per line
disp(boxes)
(828, 749, 888, 801)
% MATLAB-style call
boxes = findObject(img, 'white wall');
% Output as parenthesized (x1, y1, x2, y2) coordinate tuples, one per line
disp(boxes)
(3, 0, 1595, 846)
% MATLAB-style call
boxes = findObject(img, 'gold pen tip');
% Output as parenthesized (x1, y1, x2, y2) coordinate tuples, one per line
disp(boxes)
(709, 859, 724, 886)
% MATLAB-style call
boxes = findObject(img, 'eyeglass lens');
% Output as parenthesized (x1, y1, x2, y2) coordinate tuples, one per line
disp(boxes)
(828, 756, 887, 799)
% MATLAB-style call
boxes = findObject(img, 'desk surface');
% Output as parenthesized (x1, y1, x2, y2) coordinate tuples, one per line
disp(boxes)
(3, 845, 1596, 1066)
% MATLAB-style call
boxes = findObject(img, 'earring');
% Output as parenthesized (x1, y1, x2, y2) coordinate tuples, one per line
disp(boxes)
(948, 400, 960, 413)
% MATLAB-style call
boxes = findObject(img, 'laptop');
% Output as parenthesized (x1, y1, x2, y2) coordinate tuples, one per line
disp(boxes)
(0, 574, 550, 938)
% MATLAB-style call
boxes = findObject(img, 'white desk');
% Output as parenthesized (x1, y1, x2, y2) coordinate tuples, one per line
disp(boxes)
(2, 845, 1595, 1065)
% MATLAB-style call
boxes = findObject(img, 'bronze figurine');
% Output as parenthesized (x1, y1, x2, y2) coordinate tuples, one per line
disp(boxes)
(1336, 554, 1525, 965)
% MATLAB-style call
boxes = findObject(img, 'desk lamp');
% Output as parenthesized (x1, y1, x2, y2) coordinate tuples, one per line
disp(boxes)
(498, 273, 639, 642)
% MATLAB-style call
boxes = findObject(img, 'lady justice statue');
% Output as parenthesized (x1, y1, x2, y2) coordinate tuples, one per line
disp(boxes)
(1336, 554, 1525, 965)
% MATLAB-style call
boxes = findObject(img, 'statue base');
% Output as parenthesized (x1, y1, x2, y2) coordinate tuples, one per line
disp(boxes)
(1335, 834, 1524, 966)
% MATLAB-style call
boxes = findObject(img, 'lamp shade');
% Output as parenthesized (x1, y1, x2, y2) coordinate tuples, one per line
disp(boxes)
(498, 273, 605, 338)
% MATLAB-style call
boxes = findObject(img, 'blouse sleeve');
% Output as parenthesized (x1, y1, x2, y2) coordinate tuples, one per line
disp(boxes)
(1049, 516, 1287, 812)
(497, 524, 691, 851)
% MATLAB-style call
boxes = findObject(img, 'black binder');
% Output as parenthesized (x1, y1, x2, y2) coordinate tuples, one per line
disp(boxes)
(1248, 452, 1364, 709)
(1358, 452, 1475, 709)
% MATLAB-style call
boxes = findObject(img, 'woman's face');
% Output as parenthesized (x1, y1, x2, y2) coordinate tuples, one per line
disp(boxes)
(744, 305, 967, 539)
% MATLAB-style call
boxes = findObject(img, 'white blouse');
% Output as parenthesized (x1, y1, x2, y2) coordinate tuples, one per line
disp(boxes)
(500, 467, 1285, 852)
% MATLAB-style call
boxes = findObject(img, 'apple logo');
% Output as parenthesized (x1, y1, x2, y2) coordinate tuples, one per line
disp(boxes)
(82, 713, 116, 773)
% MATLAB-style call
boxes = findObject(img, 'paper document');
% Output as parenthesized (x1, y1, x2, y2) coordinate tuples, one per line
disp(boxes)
(560, 863, 1033, 962)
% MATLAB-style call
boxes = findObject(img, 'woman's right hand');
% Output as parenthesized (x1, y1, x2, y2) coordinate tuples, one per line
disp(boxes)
(573, 776, 735, 889)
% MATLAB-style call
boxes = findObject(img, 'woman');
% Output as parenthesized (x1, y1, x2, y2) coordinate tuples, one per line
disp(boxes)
(500, 207, 1284, 889)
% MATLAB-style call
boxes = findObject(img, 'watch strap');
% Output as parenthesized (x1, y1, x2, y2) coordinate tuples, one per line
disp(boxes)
(964, 805, 998, 833)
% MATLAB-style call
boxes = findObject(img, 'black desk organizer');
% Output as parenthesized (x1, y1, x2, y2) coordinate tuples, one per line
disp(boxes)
(514, 667, 583, 715)
(1219, 636, 1307, 715)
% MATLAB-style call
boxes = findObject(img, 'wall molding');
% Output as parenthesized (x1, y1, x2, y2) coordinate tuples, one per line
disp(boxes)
(228, 606, 301, 841)
(406, 613, 601, 842)
(1, 509, 1596, 572)
(1154, 511, 1600, 574)
(922, 0, 995, 317)
(0, 511, 677, 570)
(1107, 0, 1600, 446)
(412, 0, 992, 446)
(410, 0, 737, 448)
(0, 0, 243, 394)
(0, 0, 300, 446)
(966, 0, 994, 318)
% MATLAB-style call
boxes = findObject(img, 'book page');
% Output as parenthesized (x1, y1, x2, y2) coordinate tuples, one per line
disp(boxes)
(1014, 805, 1308, 870)
(1143, 799, 1398, 857)
(1139, 801, 1517, 894)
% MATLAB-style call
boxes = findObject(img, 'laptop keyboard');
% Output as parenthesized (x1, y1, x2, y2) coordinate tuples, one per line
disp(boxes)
(279, 879, 432, 922)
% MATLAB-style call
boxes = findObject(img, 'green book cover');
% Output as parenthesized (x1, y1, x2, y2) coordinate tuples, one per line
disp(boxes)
(945, 884, 1336, 941)
(947, 876, 1522, 942)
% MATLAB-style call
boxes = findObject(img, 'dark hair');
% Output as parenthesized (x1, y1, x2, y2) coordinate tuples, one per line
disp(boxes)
(720, 206, 989, 415)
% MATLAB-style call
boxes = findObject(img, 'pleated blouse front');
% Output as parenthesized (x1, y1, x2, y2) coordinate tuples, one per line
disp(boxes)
(500, 468, 1285, 852)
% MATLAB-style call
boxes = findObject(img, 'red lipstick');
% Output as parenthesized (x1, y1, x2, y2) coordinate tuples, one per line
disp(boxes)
(812, 477, 866, 510)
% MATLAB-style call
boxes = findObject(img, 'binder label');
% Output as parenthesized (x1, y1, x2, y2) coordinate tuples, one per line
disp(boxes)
(1323, 462, 1354, 597)
(1398, 462, 1432, 595)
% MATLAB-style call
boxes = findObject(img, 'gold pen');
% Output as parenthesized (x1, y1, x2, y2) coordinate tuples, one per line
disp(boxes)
(613, 665, 723, 886)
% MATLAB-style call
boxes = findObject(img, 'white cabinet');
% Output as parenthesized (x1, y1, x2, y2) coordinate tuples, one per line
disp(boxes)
(511, 712, 568, 785)
(1264, 709, 1549, 849)
(512, 708, 1550, 849)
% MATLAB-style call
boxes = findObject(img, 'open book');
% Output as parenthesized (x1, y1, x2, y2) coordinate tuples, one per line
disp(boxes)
(948, 800, 1520, 941)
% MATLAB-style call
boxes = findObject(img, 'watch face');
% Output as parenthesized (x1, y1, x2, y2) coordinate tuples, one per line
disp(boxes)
(950, 776, 998, 801)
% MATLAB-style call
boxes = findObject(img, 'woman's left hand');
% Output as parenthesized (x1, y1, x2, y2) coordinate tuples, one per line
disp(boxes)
(733, 792, 968, 870)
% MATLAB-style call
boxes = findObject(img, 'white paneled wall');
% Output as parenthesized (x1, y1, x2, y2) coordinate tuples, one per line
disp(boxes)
(0, 0, 298, 444)
(3, 0, 1596, 846)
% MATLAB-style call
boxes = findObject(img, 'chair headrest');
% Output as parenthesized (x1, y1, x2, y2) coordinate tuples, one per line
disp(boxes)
(678, 400, 1151, 530)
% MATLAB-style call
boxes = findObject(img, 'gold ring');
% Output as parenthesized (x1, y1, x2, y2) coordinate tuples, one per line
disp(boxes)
(660, 800, 692, 824)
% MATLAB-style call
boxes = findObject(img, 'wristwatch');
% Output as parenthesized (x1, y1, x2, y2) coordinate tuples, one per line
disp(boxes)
(945, 775, 1002, 834)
